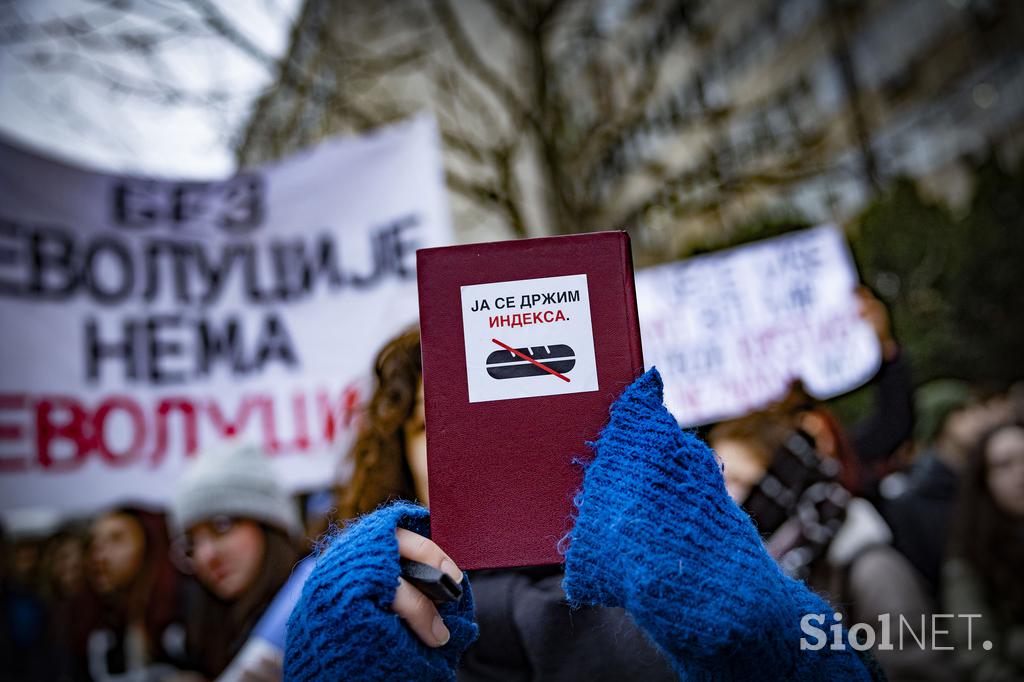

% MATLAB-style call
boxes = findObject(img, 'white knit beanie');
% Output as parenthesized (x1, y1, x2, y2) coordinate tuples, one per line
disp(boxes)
(170, 444, 302, 539)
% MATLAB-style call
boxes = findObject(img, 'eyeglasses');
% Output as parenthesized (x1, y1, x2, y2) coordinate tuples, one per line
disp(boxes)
(170, 515, 238, 572)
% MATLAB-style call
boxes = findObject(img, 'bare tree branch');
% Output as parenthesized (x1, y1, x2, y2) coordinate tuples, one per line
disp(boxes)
(478, 0, 531, 37)
(12, 49, 235, 106)
(430, 0, 532, 127)
(447, 161, 527, 238)
(178, 0, 280, 70)
(3, 0, 865, 255)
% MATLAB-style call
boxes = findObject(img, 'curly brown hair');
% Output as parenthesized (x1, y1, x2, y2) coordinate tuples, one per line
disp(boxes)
(334, 326, 422, 521)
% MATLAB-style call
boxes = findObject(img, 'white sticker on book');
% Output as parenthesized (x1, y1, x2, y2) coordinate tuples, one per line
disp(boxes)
(460, 274, 599, 403)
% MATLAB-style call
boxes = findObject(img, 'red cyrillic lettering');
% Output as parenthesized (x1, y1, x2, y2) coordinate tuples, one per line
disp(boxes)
(93, 396, 146, 466)
(0, 394, 29, 471)
(35, 396, 92, 470)
(206, 395, 278, 451)
(254, 396, 280, 454)
(285, 392, 311, 451)
(319, 385, 360, 442)
(207, 396, 257, 437)
(147, 398, 198, 467)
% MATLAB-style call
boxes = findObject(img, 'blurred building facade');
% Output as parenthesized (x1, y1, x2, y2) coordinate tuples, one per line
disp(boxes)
(237, 0, 1024, 261)
(587, 0, 1024, 257)
(237, 0, 534, 246)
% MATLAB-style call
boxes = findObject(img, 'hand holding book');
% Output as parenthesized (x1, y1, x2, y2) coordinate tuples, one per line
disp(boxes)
(392, 528, 463, 647)
(417, 232, 645, 569)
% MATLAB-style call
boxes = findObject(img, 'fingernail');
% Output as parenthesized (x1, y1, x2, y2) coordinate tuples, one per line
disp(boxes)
(441, 558, 463, 584)
(432, 614, 450, 646)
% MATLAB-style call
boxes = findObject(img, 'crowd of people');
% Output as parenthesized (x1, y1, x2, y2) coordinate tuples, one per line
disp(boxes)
(2, 290, 1022, 681)
(0, 443, 314, 682)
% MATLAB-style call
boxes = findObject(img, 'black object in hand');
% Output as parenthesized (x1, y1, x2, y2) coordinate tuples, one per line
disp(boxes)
(399, 558, 463, 603)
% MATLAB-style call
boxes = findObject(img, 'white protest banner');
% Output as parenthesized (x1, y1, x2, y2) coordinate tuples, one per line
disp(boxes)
(636, 225, 881, 427)
(0, 114, 452, 514)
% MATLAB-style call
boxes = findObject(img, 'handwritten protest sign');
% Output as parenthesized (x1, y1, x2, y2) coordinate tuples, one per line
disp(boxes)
(0, 115, 452, 514)
(636, 225, 881, 427)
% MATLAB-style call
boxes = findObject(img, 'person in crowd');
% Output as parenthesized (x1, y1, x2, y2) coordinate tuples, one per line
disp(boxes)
(1, 509, 64, 681)
(333, 327, 425, 519)
(286, 327, 888, 675)
(168, 445, 309, 681)
(283, 330, 888, 680)
(746, 288, 913, 501)
(73, 506, 187, 681)
(331, 327, 678, 680)
(1009, 381, 1024, 422)
(707, 409, 953, 681)
(846, 286, 916, 493)
(944, 421, 1024, 681)
(1, 519, 47, 682)
(881, 380, 1012, 598)
(43, 525, 86, 604)
(40, 524, 88, 681)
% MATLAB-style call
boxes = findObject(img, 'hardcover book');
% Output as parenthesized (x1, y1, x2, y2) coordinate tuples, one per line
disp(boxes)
(416, 231, 644, 569)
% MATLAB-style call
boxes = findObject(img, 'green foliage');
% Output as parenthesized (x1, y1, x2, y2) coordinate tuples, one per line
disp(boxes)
(849, 158, 1024, 387)
(849, 178, 959, 383)
(827, 381, 876, 428)
(945, 158, 1024, 385)
(691, 159, 1024, 425)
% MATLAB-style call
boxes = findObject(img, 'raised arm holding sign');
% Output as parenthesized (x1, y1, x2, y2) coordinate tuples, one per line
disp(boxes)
(636, 225, 882, 427)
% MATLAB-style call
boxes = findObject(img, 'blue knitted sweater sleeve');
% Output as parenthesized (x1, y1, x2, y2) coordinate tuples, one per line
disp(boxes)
(563, 369, 874, 681)
(284, 501, 478, 681)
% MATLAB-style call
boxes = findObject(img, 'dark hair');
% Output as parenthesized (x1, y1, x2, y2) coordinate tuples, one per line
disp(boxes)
(185, 524, 300, 677)
(949, 421, 1024, 622)
(777, 381, 863, 494)
(39, 522, 87, 600)
(335, 326, 421, 521)
(74, 506, 182, 663)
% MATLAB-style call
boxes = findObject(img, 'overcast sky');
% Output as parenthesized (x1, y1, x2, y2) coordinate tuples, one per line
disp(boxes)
(0, 0, 300, 178)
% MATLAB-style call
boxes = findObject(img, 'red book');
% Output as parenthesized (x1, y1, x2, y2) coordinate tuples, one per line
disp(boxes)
(416, 231, 644, 569)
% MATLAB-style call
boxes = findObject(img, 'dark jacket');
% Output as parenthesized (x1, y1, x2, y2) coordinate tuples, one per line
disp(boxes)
(460, 568, 674, 681)
(880, 451, 959, 598)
